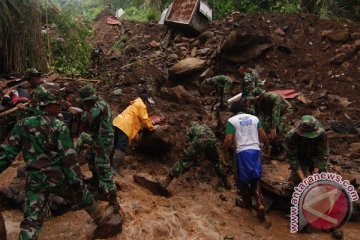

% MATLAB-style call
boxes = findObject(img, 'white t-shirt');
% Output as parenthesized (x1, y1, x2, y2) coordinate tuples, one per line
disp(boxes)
(226, 113, 261, 153)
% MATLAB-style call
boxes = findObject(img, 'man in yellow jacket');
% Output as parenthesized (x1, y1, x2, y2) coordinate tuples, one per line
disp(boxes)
(112, 93, 156, 173)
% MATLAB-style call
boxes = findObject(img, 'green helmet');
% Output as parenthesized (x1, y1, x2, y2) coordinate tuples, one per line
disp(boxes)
(295, 115, 324, 138)
(79, 85, 97, 102)
(24, 68, 42, 80)
(32, 83, 62, 107)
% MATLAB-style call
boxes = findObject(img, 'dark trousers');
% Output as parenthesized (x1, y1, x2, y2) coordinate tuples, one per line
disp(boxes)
(114, 127, 129, 152)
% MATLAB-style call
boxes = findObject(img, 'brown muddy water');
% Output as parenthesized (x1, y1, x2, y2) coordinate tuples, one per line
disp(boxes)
(2, 160, 360, 240)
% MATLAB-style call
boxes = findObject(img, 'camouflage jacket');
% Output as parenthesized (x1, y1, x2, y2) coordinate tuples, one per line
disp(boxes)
(23, 82, 58, 117)
(203, 75, 233, 92)
(186, 122, 216, 143)
(242, 68, 264, 101)
(255, 92, 291, 130)
(285, 129, 329, 171)
(81, 97, 114, 139)
(0, 115, 82, 191)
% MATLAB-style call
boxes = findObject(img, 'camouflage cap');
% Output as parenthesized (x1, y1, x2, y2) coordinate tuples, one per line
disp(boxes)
(24, 68, 42, 80)
(79, 85, 97, 102)
(32, 83, 62, 107)
(295, 115, 324, 138)
(253, 88, 265, 97)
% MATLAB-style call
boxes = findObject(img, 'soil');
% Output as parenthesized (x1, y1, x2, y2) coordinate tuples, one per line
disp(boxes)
(1, 10, 360, 240)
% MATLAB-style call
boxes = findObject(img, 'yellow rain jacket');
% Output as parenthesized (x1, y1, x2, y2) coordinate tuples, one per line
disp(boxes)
(112, 97, 155, 141)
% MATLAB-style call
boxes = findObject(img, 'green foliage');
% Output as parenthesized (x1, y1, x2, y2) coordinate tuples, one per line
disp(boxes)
(110, 35, 128, 52)
(50, 12, 93, 76)
(208, 0, 234, 19)
(122, 6, 159, 21)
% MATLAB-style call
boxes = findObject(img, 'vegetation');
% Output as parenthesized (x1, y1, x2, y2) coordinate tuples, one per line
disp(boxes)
(49, 11, 93, 76)
(0, 0, 46, 73)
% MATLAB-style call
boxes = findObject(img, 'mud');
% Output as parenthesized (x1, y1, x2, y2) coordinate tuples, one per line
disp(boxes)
(1, 10, 360, 240)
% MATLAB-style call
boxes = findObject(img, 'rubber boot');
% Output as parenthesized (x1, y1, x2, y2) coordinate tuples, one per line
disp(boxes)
(251, 182, 265, 220)
(112, 150, 125, 175)
(221, 175, 231, 190)
(85, 201, 123, 238)
(0, 212, 6, 240)
(108, 190, 120, 213)
(236, 185, 252, 209)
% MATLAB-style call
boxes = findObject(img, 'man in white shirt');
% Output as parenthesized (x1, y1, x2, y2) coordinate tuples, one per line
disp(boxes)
(223, 101, 269, 220)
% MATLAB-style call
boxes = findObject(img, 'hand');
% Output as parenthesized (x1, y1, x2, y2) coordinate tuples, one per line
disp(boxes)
(297, 169, 306, 181)
(269, 128, 277, 139)
(152, 125, 159, 130)
(16, 103, 26, 110)
(263, 144, 270, 156)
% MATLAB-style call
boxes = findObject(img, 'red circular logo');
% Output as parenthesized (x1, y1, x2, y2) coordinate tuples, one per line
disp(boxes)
(301, 183, 350, 230)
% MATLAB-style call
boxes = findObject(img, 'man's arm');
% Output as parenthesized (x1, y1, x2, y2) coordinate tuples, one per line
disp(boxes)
(313, 133, 329, 173)
(138, 102, 155, 131)
(223, 121, 235, 165)
(285, 132, 305, 181)
(223, 134, 234, 165)
(258, 127, 270, 156)
(58, 124, 83, 185)
(0, 122, 23, 173)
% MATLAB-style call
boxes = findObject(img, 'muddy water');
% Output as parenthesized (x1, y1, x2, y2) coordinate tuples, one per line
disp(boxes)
(2, 162, 360, 240)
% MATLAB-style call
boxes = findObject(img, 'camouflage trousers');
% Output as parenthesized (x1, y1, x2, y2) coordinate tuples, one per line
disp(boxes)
(76, 132, 116, 193)
(19, 183, 93, 240)
(289, 159, 327, 185)
(168, 139, 226, 180)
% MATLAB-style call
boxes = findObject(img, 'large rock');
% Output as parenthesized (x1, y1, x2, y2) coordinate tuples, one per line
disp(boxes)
(322, 29, 350, 42)
(160, 85, 198, 104)
(135, 125, 172, 155)
(168, 57, 206, 76)
(220, 32, 274, 63)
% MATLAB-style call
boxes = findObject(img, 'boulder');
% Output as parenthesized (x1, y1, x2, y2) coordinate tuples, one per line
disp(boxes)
(322, 29, 350, 42)
(135, 125, 172, 155)
(168, 57, 206, 76)
(160, 85, 198, 104)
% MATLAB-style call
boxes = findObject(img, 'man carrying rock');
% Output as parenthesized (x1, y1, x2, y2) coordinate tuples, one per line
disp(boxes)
(76, 85, 120, 213)
(285, 115, 328, 184)
(238, 66, 265, 114)
(255, 92, 292, 158)
(0, 86, 122, 239)
(159, 122, 231, 190)
(201, 75, 234, 109)
(223, 101, 269, 220)
(112, 91, 157, 172)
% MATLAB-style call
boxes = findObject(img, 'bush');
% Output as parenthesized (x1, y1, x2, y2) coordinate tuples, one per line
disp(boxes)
(50, 12, 93, 76)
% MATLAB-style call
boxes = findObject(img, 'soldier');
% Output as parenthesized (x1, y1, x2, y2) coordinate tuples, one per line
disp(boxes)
(76, 85, 120, 213)
(201, 75, 234, 109)
(159, 122, 230, 190)
(238, 66, 265, 114)
(223, 101, 269, 220)
(285, 115, 328, 185)
(112, 91, 156, 173)
(91, 43, 103, 69)
(0, 86, 122, 240)
(255, 92, 292, 157)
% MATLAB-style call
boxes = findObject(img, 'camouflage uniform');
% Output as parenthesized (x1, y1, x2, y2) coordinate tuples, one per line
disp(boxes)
(76, 85, 118, 210)
(202, 75, 233, 107)
(168, 122, 227, 183)
(241, 68, 265, 114)
(0, 88, 94, 240)
(285, 115, 328, 184)
(255, 92, 292, 136)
